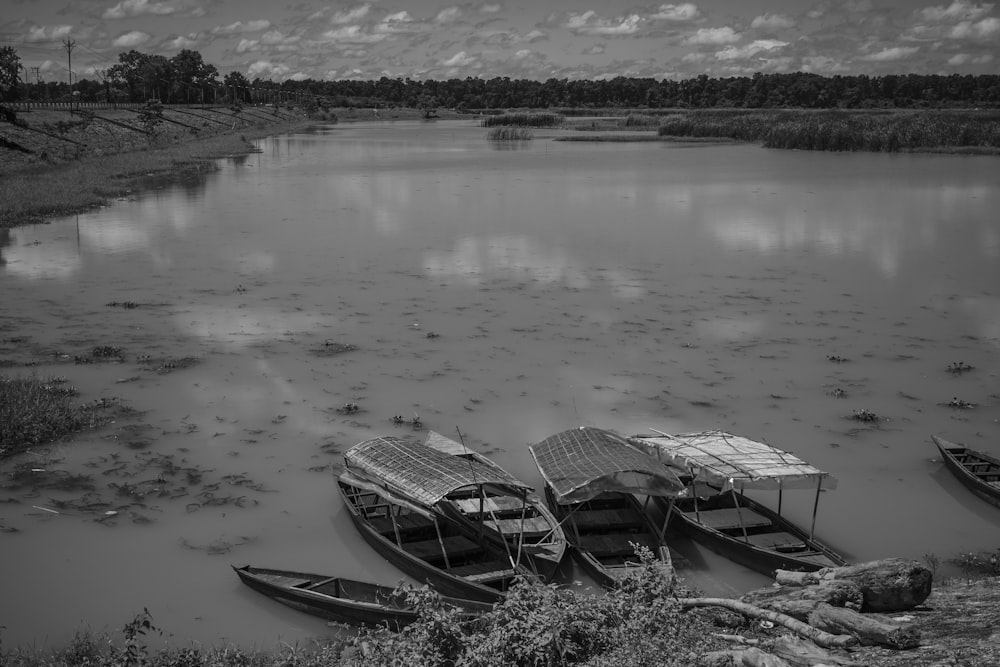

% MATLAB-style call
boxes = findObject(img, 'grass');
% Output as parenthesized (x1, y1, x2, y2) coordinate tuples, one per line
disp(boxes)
(0, 374, 117, 458)
(480, 112, 562, 128)
(486, 126, 534, 141)
(655, 109, 1000, 153)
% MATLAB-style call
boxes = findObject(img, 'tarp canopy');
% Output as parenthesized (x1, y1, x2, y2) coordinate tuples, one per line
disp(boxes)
(344, 435, 532, 507)
(628, 430, 837, 492)
(528, 427, 686, 504)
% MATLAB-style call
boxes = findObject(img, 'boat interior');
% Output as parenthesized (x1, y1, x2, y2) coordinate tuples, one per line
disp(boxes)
(561, 492, 661, 567)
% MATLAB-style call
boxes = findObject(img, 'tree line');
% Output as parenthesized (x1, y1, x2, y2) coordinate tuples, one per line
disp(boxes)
(2, 45, 999, 109)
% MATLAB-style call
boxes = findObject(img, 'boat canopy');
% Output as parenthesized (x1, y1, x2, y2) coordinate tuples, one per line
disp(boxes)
(629, 430, 837, 492)
(344, 435, 532, 507)
(338, 469, 435, 518)
(528, 427, 686, 504)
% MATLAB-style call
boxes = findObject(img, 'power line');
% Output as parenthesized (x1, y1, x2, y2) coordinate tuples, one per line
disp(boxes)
(62, 38, 76, 88)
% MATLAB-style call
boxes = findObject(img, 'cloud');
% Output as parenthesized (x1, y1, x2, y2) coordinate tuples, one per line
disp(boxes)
(947, 51, 995, 63)
(685, 26, 741, 44)
(163, 34, 198, 50)
(25, 24, 74, 42)
(111, 30, 152, 47)
(441, 51, 476, 67)
(102, 0, 177, 20)
(583, 44, 606, 55)
(860, 45, 919, 61)
(566, 11, 644, 35)
(376, 10, 422, 34)
(478, 28, 546, 47)
(321, 25, 387, 44)
(246, 60, 291, 79)
(330, 4, 371, 25)
(715, 39, 788, 60)
(949, 16, 1000, 38)
(479, 3, 502, 13)
(751, 13, 796, 30)
(800, 55, 850, 72)
(651, 3, 701, 21)
(211, 20, 271, 35)
(919, 1, 994, 22)
(435, 7, 462, 23)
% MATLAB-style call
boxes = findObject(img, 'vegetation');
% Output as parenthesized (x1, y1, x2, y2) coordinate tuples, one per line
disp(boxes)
(0, 375, 114, 458)
(486, 127, 534, 141)
(480, 112, 561, 128)
(656, 109, 1000, 152)
(951, 548, 1000, 578)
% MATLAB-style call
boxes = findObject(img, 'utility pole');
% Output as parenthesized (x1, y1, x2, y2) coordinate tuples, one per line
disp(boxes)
(63, 38, 76, 90)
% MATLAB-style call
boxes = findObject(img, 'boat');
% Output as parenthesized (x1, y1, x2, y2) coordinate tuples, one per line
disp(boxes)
(232, 565, 492, 630)
(338, 435, 538, 603)
(528, 426, 686, 589)
(628, 429, 846, 577)
(933, 435, 1000, 508)
(422, 430, 567, 581)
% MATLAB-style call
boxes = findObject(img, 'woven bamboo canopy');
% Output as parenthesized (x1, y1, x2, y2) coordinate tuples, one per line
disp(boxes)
(528, 427, 686, 504)
(628, 429, 837, 492)
(344, 435, 532, 507)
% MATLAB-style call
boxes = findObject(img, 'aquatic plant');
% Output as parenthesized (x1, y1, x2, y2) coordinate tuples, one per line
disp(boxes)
(486, 126, 534, 141)
(481, 112, 561, 128)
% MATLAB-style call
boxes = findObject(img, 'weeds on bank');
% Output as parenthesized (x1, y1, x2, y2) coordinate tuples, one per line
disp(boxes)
(481, 112, 562, 128)
(0, 375, 120, 458)
(486, 127, 533, 141)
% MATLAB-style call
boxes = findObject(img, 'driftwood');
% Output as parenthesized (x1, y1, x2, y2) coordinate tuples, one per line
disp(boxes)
(741, 580, 864, 620)
(770, 635, 862, 666)
(702, 648, 793, 667)
(807, 603, 921, 649)
(679, 598, 857, 649)
(774, 558, 932, 612)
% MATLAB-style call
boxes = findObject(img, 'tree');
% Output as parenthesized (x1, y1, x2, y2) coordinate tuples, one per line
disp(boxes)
(223, 71, 250, 104)
(0, 45, 22, 101)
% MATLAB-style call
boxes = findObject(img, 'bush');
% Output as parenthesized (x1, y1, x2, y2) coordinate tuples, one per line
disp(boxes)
(486, 127, 533, 141)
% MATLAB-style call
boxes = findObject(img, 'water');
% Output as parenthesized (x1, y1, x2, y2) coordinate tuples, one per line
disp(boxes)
(1, 120, 999, 650)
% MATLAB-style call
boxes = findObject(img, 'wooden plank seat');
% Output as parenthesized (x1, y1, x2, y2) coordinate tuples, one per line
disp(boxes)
(576, 532, 656, 558)
(453, 496, 529, 516)
(740, 531, 807, 552)
(568, 508, 645, 531)
(368, 513, 436, 537)
(403, 535, 484, 562)
(684, 507, 772, 531)
(448, 559, 517, 583)
(482, 515, 553, 537)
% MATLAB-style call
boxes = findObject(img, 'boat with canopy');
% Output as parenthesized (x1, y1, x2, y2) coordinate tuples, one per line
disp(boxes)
(338, 435, 538, 602)
(627, 429, 847, 576)
(528, 427, 686, 589)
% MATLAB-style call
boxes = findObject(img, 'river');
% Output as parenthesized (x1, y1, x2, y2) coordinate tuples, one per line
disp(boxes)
(1, 119, 998, 650)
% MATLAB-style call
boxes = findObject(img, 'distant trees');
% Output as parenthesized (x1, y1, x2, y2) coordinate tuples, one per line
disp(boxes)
(2, 42, 998, 109)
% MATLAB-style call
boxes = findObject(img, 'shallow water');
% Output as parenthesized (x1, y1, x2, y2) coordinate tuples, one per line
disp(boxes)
(1, 120, 999, 650)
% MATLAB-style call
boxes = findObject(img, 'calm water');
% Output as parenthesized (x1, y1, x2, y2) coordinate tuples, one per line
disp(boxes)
(1, 120, 999, 650)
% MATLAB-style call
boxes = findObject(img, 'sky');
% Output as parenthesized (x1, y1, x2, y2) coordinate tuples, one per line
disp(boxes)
(2, 0, 999, 83)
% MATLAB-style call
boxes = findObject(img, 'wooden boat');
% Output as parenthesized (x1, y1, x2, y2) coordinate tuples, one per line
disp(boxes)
(423, 431, 567, 581)
(528, 427, 686, 589)
(933, 435, 1000, 509)
(628, 430, 847, 577)
(339, 435, 538, 602)
(233, 565, 492, 630)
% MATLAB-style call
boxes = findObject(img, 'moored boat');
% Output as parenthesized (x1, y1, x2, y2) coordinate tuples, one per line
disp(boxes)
(233, 565, 492, 630)
(528, 426, 686, 589)
(628, 429, 847, 577)
(339, 435, 538, 602)
(933, 435, 1000, 509)
(423, 430, 567, 581)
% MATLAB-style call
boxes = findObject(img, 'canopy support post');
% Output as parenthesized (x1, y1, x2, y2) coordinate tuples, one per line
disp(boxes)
(777, 478, 783, 517)
(432, 517, 452, 569)
(390, 505, 403, 548)
(658, 498, 676, 544)
(809, 476, 822, 540)
(732, 488, 750, 543)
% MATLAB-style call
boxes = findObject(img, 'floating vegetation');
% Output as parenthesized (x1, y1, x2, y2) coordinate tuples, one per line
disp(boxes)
(312, 341, 358, 357)
(337, 402, 361, 414)
(481, 112, 562, 128)
(828, 387, 848, 398)
(139, 356, 200, 373)
(178, 535, 256, 555)
(92, 345, 124, 359)
(105, 301, 141, 309)
(826, 354, 849, 363)
(487, 127, 534, 141)
(850, 408, 881, 422)
(945, 397, 976, 409)
(392, 414, 423, 429)
(947, 361, 974, 374)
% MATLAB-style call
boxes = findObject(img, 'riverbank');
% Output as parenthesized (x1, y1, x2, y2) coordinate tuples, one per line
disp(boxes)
(0, 105, 325, 228)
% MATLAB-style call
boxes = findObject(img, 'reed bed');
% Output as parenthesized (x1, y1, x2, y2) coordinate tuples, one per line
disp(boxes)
(0, 375, 111, 457)
(480, 112, 562, 128)
(486, 126, 534, 141)
(657, 109, 1000, 152)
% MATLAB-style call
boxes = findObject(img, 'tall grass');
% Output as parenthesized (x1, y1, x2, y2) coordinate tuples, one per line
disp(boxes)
(657, 109, 1000, 152)
(486, 126, 534, 140)
(481, 112, 562, 128)
(0, 375, 110, 457)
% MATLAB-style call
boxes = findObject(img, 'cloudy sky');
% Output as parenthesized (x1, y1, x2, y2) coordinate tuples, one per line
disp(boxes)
(3, 0, 998, 83)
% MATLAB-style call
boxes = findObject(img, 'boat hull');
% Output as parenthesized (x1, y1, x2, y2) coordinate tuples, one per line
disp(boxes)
(933, 435, 1000, 509)
(658, 492, 845, 577)
(338, 478, 521, 603)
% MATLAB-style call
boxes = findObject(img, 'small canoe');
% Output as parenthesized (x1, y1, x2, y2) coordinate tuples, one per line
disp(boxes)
(629, 430, 847, 576)
(529, 427, 686, 589)
(933, 435, 1000, 509)
(232, 565, 491, 630)
(424, 431, 567, 582)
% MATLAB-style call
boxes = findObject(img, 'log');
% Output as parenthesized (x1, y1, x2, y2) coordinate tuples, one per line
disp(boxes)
(679, 598, 857, 649)
(770, 635, 862, 666)
(774, 558, 932, 612)
(702, 649, 793, 667)
(741, 581, 864, 620)
(807, 603, 921, 649)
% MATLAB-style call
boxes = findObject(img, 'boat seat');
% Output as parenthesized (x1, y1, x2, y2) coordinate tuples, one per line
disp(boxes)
(482, 516, 553, 537)
(741, 531, 807, 552)
(404, 535, 484, 562)
(369, 513, 436, 538)
(684, 507, 772, 531)
(449, 559, 517, 583)
(569, 508, 644, 531)
(453, 496, 527, 515)
(576, 532, 657, 558)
